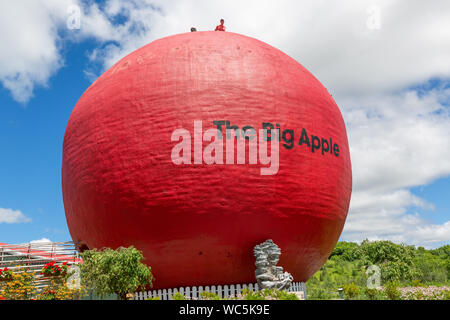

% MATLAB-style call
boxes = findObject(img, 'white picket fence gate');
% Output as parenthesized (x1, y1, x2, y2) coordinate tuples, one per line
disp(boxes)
(134, 282, 307, 300)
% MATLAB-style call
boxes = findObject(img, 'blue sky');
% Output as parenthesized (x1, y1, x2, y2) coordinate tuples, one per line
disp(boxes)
(411, 179, 450, 226)
(0, 41, 94, 243)
(0, 0, 449, 247)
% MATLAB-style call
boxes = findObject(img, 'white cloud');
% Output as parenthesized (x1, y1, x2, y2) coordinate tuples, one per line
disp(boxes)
(0, 0, 74, 103)
(341, 87, 450, 246)
(30, 238, 52, 244)
(74, 0, 450, 97)
(0, 208, 32, 224)
(3, 0, 450, 102)
(2, 0, 450, 101)
(1, 0, 449, 246)
(344, 88, 450, 194)
(343, 211, 450, 248)
(410, 222, 450, 245)
(0, 0, 156, 102)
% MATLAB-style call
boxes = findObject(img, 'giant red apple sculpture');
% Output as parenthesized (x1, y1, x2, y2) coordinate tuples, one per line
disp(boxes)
(62, 31, 352, 289)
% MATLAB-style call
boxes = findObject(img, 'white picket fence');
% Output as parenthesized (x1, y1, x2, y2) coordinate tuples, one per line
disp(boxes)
(134, 282, 307, 300)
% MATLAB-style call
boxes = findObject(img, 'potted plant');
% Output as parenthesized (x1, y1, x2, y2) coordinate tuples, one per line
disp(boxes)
(0, 267, 13, 282)
(41, 261, 69, 277)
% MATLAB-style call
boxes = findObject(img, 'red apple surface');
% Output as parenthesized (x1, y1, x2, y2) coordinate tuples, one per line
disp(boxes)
(62, 31, 352, 289)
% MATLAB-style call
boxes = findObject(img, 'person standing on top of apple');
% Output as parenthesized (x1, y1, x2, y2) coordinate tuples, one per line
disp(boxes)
(215, 19, 226, 32)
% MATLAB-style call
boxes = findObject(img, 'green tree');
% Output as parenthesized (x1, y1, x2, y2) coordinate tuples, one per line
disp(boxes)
(414, 251, 447, 283)
(355, 240, 419, 282)
(80, 246, 153, 300)
(329, 241, 359, 261)
(430, 245, 450, 257)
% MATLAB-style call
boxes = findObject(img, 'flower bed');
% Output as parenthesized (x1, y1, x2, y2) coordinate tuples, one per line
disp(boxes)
(0, 268, 36, 300)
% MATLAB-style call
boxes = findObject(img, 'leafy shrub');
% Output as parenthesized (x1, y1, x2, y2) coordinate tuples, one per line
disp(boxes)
(307, 287, 336, 300)
(273, 290, 299, 300)
(240, 288, 299, 300)
(342, 283, 360, 300)
(242, 289, 265, 300)
(355, 240, 420, 283)
(80, 246, 153, 300)
(330, 242, 359, 261)
(201, 291, 221, 300)
(443, 290, 450, 300)
(384, 281, 402, 300)
(172, 292, 186, 300)
(363, 288, 381, 300)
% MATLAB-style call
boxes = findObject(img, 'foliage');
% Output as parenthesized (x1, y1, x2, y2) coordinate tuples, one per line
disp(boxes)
(363, 287, 381, 300)
(342, 283, 360, 299)
(354, 240, 420, 282)
(306, 260, 365, 300)
(430, 245, 450, 257)
(201, 291, 221, 300)
(172, 292, 186, 300)
(80, 246, 153, 300)
(36, 278, 86, 300)
(413, 249, 448, 283)
(329, 242, 359, 261)
(383, 281, 402, 300)
(411, 279, 424, 287)
(307, 240, 449, 300)
(164, 289, 298, 301)
(270, 289, 299, 300)
(444, 290, 450, 300)
(241, 288, 299, 300)
(144, 289, 300, 301)
(0, 267, 36, 300)
(242, 289, 266, 300)
(307, 287, 336, 300)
